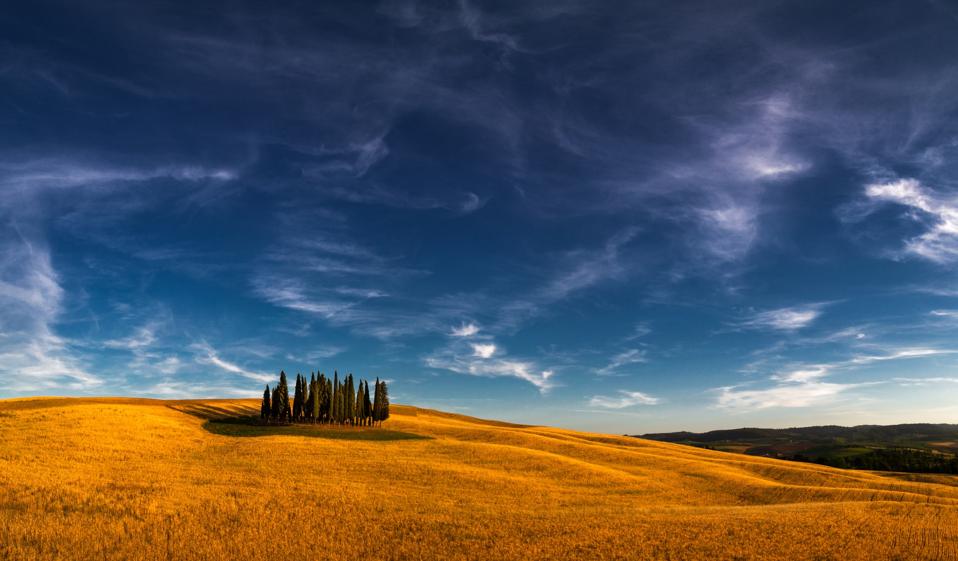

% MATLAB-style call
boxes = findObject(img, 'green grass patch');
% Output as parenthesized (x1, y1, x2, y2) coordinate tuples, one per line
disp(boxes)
(203, 419, 430, 441)
(804, 445, 875, 459)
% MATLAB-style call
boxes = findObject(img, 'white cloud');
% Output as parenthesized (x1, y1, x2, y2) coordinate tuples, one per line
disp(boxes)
(103, 324, 157, 351)
(625, 322, 652, 340)
(458, 0, 520, 52)
(458, 192, 485, 214)
(853, 178, 958, 263)
(742, 155, 806, 179)
(931, 309, 958, 319)
(451, 323, 480, 337)
(193, 342, 274, 383)
(493, 228, 639, 331)
(849, 347, 958, 365)
(717, 346, 957, 411)
(252, 276, 358, 318)
(425, 339, 555, 392)
(698, 202, 758, 263)
(472, 343, 496, 358)
(679, 95, 810, 266)
(541, 228, 638, 301)
(716, 380, 855, 410)
(102, 321, 184, 376)
(596, 348, 647, 375)
(771, 365, 829, 383)
(589, 390, 660, 409)
(0, 160, 236, 190)
(894, 377, 958, 387)
(154, 356, 183, 375)
(143, 380, 256, 399)
(0, 236, 100, 393)
(741, 304, 824, 331)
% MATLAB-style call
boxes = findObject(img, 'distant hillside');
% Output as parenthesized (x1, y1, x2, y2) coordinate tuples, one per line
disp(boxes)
(640, 423, 958, 473)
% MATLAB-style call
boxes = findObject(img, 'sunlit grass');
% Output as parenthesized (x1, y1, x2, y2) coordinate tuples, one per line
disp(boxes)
(1, 397, 957, 560)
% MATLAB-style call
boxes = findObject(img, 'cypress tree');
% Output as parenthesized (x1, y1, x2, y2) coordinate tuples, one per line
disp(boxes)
(325, 377, 332, 423)
(345, 374, 355, 425)
(260, 385, 271, 420)
(372, 377, 382, 425)
(363, 380, 372, 426)
(311, 376, 320, 423)
(298, 374, 306, 420)
(355, 381, 364, 427)
(277, 370, 291, 422)
(270, 386, 280, 420)
(292, 374, 302, 421)
(305, 373, 315, 421)
(317, 374, 325, 423)
(332, 371, 340, 425)
(318, 373, 327, 423)
(380, 380, 390, 424)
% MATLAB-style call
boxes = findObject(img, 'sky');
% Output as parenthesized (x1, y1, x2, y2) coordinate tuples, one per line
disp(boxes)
(2, 0, 958, 433)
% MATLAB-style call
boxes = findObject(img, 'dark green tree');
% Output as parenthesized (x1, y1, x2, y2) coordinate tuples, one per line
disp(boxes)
(332, 371, 340, 424)
(260, 385, 271, 420)
(292, 374, 303, 421)
(277, 370, 291, 422)
(355, 381, 365, 426)
(345, 374, 355, 425)
(363, 380, 372, 426)
(372, 377, 382, 425)
(318, 373, 328, 423)
(270, 386, 280, 419)
(380, 379, 390, 425)
(305, 373, 315, 421)
(310, 374, 319, 423)
(325, 376, 332, 423)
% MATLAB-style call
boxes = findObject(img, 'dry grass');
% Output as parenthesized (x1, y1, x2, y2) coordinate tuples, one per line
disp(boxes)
(1, 398, 957, 560)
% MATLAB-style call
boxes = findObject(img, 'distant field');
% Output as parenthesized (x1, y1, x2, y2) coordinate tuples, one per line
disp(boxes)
(2, 398, 958, 560)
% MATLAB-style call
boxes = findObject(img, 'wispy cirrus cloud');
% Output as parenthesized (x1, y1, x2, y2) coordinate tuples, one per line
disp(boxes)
(425, 336, 555, 392)
(842, 178, 958, 264)
(141, 380, 257, 399)
(716, 346, 958, 411)
(451, 322, 480, 337)
(715, 379, 857, 411)
(596, 349, 647, 376)
(930, 309, 958, 318)
(192, 342, 274, 383)
(102, 320, 183, 376)
(849, 347, 958, 364)
(495, 228, 640, 331)
(738, 304, 826, 332)
(471, 343, 496, 359)
(894, 376, 958, 387)
(0, 226, 100, 393)
(0, 159, 237, 191)
(588, 390, 660, 409)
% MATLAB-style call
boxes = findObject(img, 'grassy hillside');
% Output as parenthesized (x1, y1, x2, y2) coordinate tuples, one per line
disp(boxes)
(2, 398, 958, 560)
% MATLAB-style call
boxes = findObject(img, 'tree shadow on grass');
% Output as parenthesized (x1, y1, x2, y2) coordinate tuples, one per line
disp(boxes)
(202, 418, 430, 441)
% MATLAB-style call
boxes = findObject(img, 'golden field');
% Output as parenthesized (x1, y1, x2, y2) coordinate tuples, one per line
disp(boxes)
(1, 398, 958, 560)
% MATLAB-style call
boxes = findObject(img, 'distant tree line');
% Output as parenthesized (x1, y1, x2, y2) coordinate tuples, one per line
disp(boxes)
(793, 448, 958, 474)
(259, 370, 389, 426)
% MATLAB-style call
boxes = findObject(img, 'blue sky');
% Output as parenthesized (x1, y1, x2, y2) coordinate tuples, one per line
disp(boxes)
(2, 0, 958, 432)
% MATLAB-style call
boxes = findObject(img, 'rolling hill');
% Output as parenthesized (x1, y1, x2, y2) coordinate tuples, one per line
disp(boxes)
(2, 398, 958, 560)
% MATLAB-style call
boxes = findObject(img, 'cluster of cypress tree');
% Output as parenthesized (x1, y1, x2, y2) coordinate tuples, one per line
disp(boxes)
(259, 370, 389, 426)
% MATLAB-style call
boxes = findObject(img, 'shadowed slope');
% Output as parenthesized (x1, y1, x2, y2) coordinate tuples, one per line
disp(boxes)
(1, 398, 957, 560)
